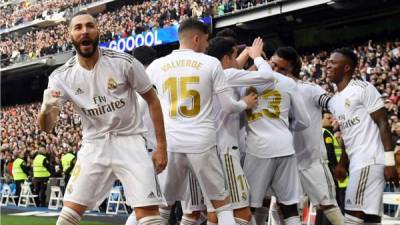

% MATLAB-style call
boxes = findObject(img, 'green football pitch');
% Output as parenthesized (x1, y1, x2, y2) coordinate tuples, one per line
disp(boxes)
(1, 215, 121, 225)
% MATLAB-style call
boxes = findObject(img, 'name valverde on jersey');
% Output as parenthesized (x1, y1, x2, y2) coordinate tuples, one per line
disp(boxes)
(47, 48, 152, 140)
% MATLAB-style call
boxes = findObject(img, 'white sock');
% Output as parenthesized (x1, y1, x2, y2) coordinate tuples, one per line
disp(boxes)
(207, 222, 217, 225)
(126, 213, 138, 225)
(250, 216, 257, 225)
(138, 215, 163, 225)
(254, 207, 269, 225)
(159, 208, 171, 225)
(323, 207, 344, 225)
(215, 204, 235, 225)
(344, 214, 364, 225)
(56, 207, 82, 225)
(283, 216, 302, 225)
(235, 217, 249, 225)
(180, 216, 198, 225)
(270, 206, 284, 225)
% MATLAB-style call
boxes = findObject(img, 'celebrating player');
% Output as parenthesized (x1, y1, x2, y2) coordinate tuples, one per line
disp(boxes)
(327, 48, 400, 224)
(146, 18, 257, 225)
(38, 12, 167, 225)
(271, 47, 344, 225)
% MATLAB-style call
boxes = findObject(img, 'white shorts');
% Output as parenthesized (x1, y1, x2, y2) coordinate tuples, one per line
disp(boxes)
(181, 146, 250, 213)
(244, 154, 301, 207)
(345, 164, 384, 215)
(299, 161, 337, 206)
(64, 134, 164, 209)
(163, 147, 228, 206)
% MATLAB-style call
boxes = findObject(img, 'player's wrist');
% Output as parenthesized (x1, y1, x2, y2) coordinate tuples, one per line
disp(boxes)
(40, 103, 51, 114)
(384, 151, 396, 166)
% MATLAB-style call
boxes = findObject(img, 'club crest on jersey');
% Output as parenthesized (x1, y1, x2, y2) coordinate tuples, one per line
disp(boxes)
(345, 98, 351, 108)
(107, 77, 118, 90)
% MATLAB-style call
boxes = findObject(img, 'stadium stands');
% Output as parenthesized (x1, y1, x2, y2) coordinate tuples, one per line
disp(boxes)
(0, 0, 280, 67)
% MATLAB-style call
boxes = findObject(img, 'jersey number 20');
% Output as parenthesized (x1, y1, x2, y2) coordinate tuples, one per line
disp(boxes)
(163, 76, 201, 118)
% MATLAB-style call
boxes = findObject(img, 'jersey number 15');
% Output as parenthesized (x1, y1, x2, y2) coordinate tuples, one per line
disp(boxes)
(163, 76, 201, 118)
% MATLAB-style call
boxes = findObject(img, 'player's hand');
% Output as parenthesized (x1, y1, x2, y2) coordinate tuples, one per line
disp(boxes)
(242, 92, 258, 109)
(248, 37, 264, 59)
(152, 146, 167, 174)
(384, 165, 399, 186)
(334, 164, 347, 182)
(41, 89, 61, 114)
(331, 117, 340, 131)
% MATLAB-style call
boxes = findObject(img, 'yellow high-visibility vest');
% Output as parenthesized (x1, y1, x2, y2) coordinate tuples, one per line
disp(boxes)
(13, 158, 28, 181)
(323, 128, 349, 188)
(61, 153, 75, 174)
(33, 154, 50, 178)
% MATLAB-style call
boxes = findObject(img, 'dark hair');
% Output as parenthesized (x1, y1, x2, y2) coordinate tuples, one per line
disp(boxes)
(69, 11, 94, 26)
(216, 28, 238, 43)
(274, 47, 302, 78)
(206, 37, 236, 61)
(133, 46, 157, 66)
(333, 48, 358, 71)
(178, 18, 209, 35)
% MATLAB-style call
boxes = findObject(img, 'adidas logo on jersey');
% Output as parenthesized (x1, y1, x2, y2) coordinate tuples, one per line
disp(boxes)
(147, 191, 156, 199)
(75, 88, 84, 95)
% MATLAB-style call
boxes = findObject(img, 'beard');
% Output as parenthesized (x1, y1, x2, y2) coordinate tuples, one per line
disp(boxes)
(72, 35, 99, 58)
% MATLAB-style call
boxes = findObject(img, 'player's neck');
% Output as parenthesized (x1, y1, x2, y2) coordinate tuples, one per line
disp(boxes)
(336, 76, 351, 92)
(179, 43, 197, 52)
(77, 48, 100, 70)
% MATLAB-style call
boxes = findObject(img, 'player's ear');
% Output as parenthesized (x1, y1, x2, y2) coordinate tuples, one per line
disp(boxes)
(193, 34, 200, 45)
(343, 64, 351, 74)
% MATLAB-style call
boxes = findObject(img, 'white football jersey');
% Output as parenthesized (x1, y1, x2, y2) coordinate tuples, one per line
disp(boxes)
(292, 81, 329, 170)
(48, 48, 151, 140)
(215, 57, 275, 149)
(146, 49, 229, 153)
(244, 73, 310, 158)
(329, 79, 385, 172)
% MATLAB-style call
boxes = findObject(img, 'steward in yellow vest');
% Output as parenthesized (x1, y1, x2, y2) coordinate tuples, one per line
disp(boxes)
(322, 111, 348, 214)
(61, 152, 76, 187)
(32, 147, 51, 207)
(12, 153, 29, 198)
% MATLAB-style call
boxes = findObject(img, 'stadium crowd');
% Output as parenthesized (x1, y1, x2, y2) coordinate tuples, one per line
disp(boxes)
(0, 0, 273, 66)
(1, 38, 400, 181)
(0, 0, 98, 30)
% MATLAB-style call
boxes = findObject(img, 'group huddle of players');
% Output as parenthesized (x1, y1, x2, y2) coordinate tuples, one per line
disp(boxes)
(40, 14, 399, 225)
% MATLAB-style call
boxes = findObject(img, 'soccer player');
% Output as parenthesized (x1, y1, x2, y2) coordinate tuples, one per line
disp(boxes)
(327, 48, 400, 224)
(182, 36, 277, 225)
(270, 47, 344, 225)
(146, 18, 257, 225)
(38, 12, 167, 225)
(243, 49, 310, 225)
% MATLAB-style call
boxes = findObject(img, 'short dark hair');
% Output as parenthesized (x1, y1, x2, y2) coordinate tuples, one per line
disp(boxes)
(68, 11, 96, 28)
(333, 48, 358, 71)
(216, 28, 238, 43)
(206, 37, 236, 61)
(133, 46, 157, 66)
(178, 18, 209, 35)
(274, 47, 302, 78)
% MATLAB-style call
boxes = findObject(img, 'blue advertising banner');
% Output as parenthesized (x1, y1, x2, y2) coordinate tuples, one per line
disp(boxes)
(99, 16, 212, 52)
